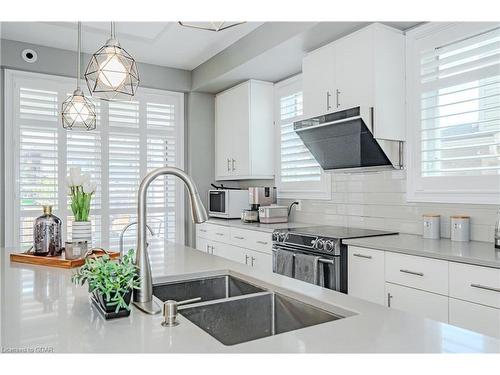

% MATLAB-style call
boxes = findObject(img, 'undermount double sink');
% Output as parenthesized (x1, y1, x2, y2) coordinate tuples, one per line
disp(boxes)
(152, 274, 345, 346)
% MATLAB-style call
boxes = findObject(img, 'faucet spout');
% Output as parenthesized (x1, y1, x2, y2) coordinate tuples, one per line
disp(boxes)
(133, 167, 208, 314)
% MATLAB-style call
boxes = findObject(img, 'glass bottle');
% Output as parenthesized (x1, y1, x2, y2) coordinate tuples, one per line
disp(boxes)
(33, 205, 62, 256)
(495, 208, 500, 249)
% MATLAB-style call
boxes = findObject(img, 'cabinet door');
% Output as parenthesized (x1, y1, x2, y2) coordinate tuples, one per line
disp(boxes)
(215, 92, 235, 178)
(212, 242, 245, 264)
(228, 83, 250, 177)
(334, 29, 374, 111)
(302, 45, 335, 117)
(195, 236, 209, 253)
(385, 282, 448, 323)
(246, 248, 272, 273)
(348, 246, 385, 305)
(449, 298, 500, 339)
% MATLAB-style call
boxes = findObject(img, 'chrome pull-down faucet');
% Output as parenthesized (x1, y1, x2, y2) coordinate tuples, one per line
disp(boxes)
(133, 167, 208, 314)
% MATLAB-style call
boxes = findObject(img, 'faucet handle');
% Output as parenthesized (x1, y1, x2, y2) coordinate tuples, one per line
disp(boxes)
(161, 297, 201, 327)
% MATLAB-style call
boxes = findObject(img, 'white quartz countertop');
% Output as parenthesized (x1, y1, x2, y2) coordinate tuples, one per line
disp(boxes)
(206, 218, 312, 233)
(1, 241, 499, 353)
(344, 234, 500, 269)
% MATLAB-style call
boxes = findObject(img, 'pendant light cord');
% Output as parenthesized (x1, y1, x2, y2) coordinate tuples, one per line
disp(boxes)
(77, 21, 81, 90)
(111, 21, 116, 39)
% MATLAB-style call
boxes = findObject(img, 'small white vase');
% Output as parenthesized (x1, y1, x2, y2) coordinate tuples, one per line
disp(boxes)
(72, 221, 92, 246)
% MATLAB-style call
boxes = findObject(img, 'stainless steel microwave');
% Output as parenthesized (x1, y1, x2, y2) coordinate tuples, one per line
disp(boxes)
(208, 189, 249, 219)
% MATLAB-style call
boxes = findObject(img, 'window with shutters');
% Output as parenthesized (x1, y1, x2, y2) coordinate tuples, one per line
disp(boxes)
(4, 70, 185, 250)
(274, 75, 331, 199)
(406, 23, 500, 204)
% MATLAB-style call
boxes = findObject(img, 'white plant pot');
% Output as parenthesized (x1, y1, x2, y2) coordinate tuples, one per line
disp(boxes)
(72, 221, 92, 246)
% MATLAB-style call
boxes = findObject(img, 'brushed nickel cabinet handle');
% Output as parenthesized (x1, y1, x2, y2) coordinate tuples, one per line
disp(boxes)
(199, 229, 207, 232)
(387, 293, 392, 308)
(215, 232, 224, 236)
(470, 283, 500, 293)
(245, 255, 249, 265)
(326, 91, 331, 110)
(231, 159, 236, 171)
(234, 236, 245, 240)
(400, 269, 424, 277)
(251, 257, 256, 267)
(256, 240, 268, 245)
(336, 89, 341, 108)
(227, 158, 230, 172)
(353, 253, 372, 259)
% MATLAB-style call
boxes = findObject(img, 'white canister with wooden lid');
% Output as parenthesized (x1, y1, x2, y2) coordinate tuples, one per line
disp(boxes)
(451, 215, 470, 242)
(423, 214, 440, 239)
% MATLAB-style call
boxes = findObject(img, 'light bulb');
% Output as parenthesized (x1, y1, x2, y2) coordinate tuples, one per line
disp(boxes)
(69, 96, 91, 124)
(98, 48, 127, 89)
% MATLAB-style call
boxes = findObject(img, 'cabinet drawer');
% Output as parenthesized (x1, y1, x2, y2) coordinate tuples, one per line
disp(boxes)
(205, 223, 231, 242)
(196, 223, 210, 239)
(348, 246, 385, 305)
(385, 282, 448, 323)
(230, 228, 272, 254)
(449, 262, 500, 309)
(385, 252, 448, 295)
(449, 298, 500, 339)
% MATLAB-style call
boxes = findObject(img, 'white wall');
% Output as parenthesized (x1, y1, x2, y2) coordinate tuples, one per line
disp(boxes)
(281, 169, 499, 243)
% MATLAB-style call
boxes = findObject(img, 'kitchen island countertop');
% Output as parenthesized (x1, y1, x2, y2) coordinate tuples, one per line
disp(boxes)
(1, 241, 499, 353)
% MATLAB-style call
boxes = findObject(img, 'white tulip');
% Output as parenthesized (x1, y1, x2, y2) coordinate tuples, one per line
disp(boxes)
(82, 181, 93, 194)
(82, 173, 91, 184)
(69, 167, 82, 186)
(66, 175, 74, 187)
(90, 181, 97, 193)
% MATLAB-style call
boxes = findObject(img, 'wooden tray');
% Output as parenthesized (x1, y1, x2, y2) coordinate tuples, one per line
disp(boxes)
(10, 249, 120, 269)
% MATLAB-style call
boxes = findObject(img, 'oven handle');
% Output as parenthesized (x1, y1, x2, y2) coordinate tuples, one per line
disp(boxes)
(272, 248, 335, 264)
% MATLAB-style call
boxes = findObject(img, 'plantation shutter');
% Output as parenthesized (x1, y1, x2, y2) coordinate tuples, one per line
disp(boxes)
(5, 70, 185, 250)
(274, 75, 331, 199)
(407, 22, 500, 203)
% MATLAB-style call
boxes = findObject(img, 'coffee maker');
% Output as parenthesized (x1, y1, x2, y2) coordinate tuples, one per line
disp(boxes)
(241, 187, 277, 222)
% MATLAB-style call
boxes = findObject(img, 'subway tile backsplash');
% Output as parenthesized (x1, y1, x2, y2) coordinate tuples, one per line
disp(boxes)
(279, 170, 499, 243)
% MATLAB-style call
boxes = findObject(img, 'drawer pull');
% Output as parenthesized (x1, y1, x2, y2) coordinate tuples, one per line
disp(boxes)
(399, 269, 424, 277)
(256, 241, 268, 245)
(215, 232, 225, 236)
(199, 229, 207, 232)
(234, 236, 245, 240)
(470, 283, 500, 293)
(353, 253, 372, 259)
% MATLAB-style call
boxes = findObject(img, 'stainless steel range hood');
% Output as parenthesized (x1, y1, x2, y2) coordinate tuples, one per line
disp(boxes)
(293, 107, 403, 171)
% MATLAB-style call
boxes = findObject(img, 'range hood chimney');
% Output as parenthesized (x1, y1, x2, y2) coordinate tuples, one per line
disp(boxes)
(293, 107, 403, 171)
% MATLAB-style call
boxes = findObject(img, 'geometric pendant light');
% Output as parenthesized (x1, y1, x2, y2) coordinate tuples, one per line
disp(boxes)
(84, 22, 139, 101)
(62, 22, 97, 131)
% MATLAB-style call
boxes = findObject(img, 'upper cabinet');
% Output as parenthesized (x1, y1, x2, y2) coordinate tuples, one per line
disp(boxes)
(215, 80, 274, 180)
(302, 23, 406, 141)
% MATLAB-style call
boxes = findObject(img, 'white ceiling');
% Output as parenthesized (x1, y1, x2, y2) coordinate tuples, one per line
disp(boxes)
(0, 21, 263, 70)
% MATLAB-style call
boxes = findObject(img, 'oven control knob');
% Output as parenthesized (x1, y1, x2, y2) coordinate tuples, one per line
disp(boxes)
(279, 232, 287, 242)
(272, 232, 280, 242)
(315, 239, 324, 250)
(325, 240, 334, 252)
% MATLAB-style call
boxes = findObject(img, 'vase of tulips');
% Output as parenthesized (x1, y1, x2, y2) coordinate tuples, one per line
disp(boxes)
(67, 167, 97, 246)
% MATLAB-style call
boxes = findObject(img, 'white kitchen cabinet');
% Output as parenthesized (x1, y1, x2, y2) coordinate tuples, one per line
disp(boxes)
(215, 80, 274, 180)
(195, 236, 209, 253)
(385, 282, 449, 323)
(244, 248, 272, 273)
(348, 246, 385, 305)
(301, 23, 405, 141)
(302, 44, 336, 117)
(449, 298, 500, 339)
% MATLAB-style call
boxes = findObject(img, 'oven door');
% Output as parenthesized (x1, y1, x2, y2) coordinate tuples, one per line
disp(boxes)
(208, 190, 228, 217)
(272, 244, 341, 292)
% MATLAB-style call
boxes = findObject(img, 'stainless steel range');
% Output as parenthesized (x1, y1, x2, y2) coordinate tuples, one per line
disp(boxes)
(272, 226, 397, 293)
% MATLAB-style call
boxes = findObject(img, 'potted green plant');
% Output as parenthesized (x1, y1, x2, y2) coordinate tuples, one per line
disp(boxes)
(72, 249, 140, 318)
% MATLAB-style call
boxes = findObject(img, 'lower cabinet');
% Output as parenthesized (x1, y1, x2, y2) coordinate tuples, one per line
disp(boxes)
(348, 246, 385, 305)
(385, 282, 449, 323)
(449, 298, 500, 338)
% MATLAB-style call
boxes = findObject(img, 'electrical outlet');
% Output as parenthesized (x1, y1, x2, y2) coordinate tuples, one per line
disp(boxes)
(295, 200, 302, 211)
